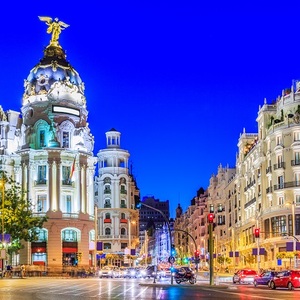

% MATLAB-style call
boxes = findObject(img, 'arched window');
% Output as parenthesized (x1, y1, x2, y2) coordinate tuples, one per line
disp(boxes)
(105, 213, 111, 219)
(121, 213, 126, 219)
(62, 229, 78, 242)
(104, 199, 111, 208)
(105, 228, 111, 235)
(121, 228, 126, 235)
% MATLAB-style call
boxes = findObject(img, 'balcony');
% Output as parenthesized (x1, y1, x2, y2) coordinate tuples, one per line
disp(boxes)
(266, 186, 272, 194)
(244, 197, 256, 209)
(274, 181, 300, 190)
(104, 218, 112, 223)
(35, 179, 47, 185)
(120, 219, 128, 223)
(273, 162, 285, 170)
(120, 189, 127, 195)
(62, 179, 72, 186)
(291, 160, 300, 166)
(266, 166, 272, 174)
(244, 180, 256, 192)
(120, 203, 127, 208)
(104, 189, 111, 194)
(62, 213, 79, 219)
(104, 203, 111, 208)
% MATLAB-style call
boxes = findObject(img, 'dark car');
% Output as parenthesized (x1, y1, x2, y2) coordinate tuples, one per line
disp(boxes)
(269, 270, 300, 290)
(233, 269, 257, 284)
(254, 271, 277, 287)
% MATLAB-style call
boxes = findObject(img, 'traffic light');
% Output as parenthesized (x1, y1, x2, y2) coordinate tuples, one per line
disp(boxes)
(134, 195, 142, 209)
(207, 213, 214, 223)
(254, 228, 260, 238)
(171, 244, 176, 256)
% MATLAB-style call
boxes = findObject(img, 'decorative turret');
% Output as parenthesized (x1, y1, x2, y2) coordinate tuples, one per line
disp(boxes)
(20, 17, 94, 153)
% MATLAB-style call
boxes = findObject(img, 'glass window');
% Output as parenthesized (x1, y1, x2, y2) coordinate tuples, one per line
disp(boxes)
(105, 213, 110, 219)
(62, 131, 70, 148)
(121, 228, 126, 235)
(105, 228, 111, 235)
(35, 229, 47, 241)
(40, 130, 46, 147)
(37, 166, 46, 184)
(65, 195, 71, 213)
(294, 132, 300, 141)
(104, 243, 111, 249)
(37, 194, 47, 212)
(271, 216, 286, 236)
(62, 166, 71, 184)
(62, 229, 77, 242)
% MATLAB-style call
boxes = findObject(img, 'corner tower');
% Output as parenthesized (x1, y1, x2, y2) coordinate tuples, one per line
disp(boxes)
(95, 128, 139, 266)
(17, 17, 96, 270)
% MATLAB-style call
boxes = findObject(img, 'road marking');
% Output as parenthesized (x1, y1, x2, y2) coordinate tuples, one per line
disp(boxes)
(134, 286, 149, 299)
(201, 287, 281, 300)
(112, 285, 135, 298)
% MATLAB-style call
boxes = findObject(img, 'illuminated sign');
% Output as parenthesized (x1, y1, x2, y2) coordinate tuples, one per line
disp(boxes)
(53, 106, 80, 116)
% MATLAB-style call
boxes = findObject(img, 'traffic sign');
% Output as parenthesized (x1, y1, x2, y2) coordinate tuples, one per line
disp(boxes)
(168, 256, 175, 264)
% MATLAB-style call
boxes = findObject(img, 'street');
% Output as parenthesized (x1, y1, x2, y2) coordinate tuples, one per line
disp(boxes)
(0, 277, 299, 300)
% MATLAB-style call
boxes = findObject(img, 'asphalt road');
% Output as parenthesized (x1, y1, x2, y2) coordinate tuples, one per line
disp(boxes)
(0, 277, 299, 300)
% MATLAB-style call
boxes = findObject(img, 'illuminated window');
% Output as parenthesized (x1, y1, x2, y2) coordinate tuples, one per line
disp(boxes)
(37, 166, 46, 184)
(40, 130, 46, 147)
(62, 229, 77, 242)
(37, 195, 47, 212)
(62, 131, 70, 148)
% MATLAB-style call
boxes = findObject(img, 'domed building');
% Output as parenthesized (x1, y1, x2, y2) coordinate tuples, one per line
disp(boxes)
(1, 17, 97, 271)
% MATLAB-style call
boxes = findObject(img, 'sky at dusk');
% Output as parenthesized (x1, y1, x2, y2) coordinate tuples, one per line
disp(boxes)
(1, 2, 300, 217)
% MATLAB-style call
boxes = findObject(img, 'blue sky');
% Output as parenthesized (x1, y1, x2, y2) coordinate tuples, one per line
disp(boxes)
(1, 2, 300, 217)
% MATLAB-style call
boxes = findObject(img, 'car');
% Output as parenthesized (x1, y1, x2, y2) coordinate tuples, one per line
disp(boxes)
(122, 267, 137, 278)
(254, 271, 277, 287)
(99, 266, 121, 278)
(269, 270, 300, 290)
(233, 269, 257, 284)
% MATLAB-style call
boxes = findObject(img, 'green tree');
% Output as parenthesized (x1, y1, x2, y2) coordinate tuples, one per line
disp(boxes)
(0, 172, 48, 252)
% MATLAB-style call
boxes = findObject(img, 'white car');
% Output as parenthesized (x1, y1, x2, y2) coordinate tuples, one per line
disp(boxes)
(99, 266, 121, 278)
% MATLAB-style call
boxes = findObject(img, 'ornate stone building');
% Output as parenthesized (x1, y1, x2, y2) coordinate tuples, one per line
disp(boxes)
(95, 128, 139, 265)
(1, 18, 96, 271)
(176, 82, 300, 271)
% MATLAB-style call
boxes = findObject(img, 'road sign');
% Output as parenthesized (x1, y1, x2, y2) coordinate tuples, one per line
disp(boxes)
(168, 256, 175, 264)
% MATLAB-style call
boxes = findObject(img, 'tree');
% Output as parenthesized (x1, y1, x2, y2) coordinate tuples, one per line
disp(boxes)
(0, 172, 48, 252)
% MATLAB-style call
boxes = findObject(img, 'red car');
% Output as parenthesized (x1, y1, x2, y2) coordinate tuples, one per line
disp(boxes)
(269, 270, 300, 290)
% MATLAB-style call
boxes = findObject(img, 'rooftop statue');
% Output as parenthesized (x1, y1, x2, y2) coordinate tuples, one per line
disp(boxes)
(38, 16, 69, 47)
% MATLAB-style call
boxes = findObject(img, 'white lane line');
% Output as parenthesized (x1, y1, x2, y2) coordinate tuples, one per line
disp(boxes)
(112, 285, 135, 298)
(97, 284, 122, 296)
(134, 287, 149, 299)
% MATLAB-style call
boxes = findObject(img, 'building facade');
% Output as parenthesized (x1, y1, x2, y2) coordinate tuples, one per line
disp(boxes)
(176, 81, 300, 271)
(95, 128, 139, 266)
(0, 18, 96, 271)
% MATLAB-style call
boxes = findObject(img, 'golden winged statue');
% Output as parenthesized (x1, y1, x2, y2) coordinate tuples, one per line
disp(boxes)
(38, 16, 69, 46)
